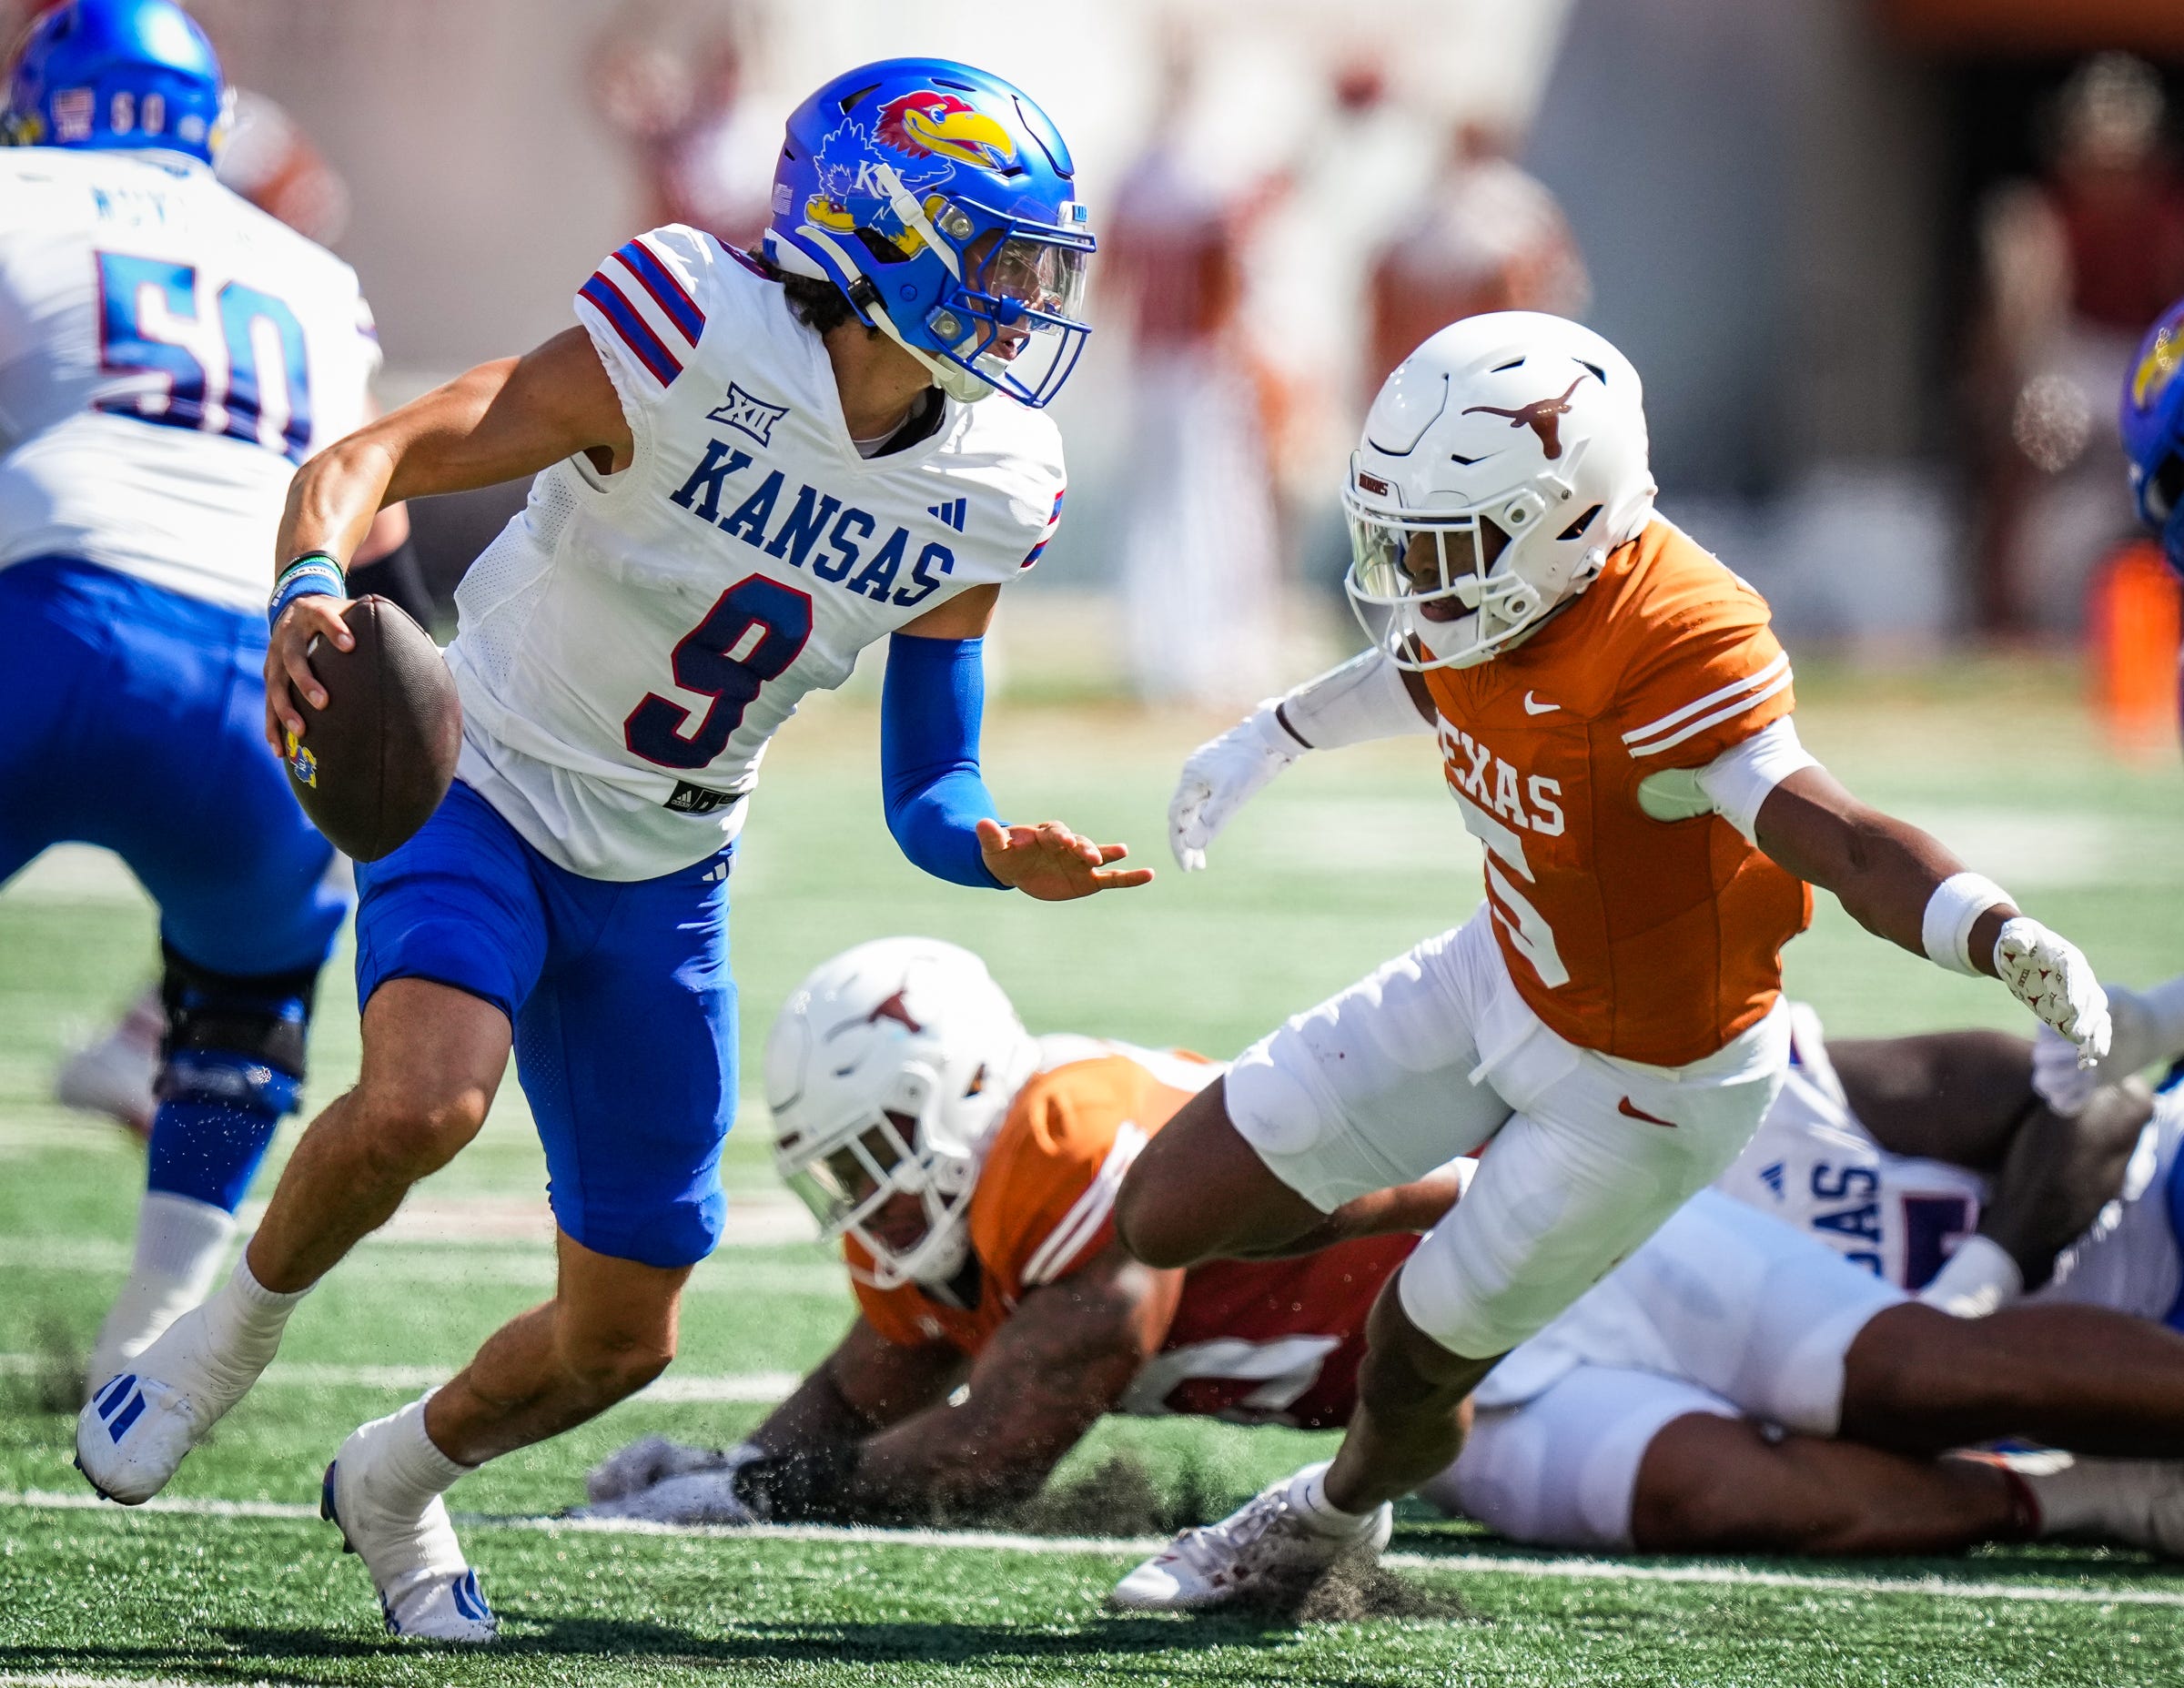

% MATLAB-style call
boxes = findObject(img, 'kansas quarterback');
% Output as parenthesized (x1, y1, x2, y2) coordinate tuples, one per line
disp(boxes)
(75, 58, 1146, 1643)
(1109, 312, 2113, 1609)
(0, 3, 380, 1397)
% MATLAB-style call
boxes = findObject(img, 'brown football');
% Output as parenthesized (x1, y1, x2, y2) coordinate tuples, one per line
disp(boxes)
(281, 595, 460, 862)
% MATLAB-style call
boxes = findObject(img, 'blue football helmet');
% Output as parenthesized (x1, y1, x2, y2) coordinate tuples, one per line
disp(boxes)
(764, 58, 1094, 408)
(2, 0, 226, 165)
(2123, 298, 2184, 573)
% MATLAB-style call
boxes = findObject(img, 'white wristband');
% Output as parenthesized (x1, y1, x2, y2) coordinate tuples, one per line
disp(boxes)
(1921, 872, 2011, 975)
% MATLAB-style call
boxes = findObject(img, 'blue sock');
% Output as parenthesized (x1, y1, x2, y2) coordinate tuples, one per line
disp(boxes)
(143, 1049, 297, 1215)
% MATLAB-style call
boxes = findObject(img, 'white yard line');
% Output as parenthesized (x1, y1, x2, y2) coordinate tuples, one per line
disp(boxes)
(5, 1489, 2179, 1610)
(0, 1354, 797, 1402)
(0, 1675, 270, 1688)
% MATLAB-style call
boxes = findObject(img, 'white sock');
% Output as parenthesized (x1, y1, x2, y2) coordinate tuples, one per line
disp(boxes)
(1288, 1461, 1375, 1536)
(2017, 1454, 2120, 1538)
(95, 1192, 237, 1362)
(371, 1395, 475, 1517)
(1918, 1233, 2023, 1319)
(198, 1248, 308, 1378)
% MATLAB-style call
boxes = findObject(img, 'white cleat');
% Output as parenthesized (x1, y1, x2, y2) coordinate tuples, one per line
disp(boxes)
(54, 989, 162, 1140)
(322, 1420, 497, 1643)
(76, 1304, 258, 1504)
(1109, 1462, 1393, 1612)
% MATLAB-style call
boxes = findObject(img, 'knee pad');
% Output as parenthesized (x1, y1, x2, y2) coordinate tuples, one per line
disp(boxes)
(157, 943, 320, 1118)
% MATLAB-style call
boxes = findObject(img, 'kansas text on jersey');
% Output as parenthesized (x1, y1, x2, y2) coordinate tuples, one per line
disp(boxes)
(449, 228, 1067, 881)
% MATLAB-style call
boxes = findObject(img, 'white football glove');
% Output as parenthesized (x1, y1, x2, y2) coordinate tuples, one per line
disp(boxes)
(1168, 705, 1306, 872)
(2032, 985, 2156, 1117)
(1996, 916, 2110, 1069)
(584, 1434, 751, 1506)
(577, 1443, 769, 1525)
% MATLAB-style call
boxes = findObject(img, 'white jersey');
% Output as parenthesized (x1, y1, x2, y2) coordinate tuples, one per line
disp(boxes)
(0, 149, 379, 611)
(448, 227, 1067, 881)
(1718, 1001, 2184, 1320)
(1714, 1003, 1991, 1289)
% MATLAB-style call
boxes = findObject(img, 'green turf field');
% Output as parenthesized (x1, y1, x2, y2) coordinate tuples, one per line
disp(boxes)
(7, 661, 2184, 1684)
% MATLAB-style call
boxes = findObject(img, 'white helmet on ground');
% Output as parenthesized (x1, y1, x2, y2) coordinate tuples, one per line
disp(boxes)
(1344, 311, 1656, 671)
(766, 936, 1038, 1289)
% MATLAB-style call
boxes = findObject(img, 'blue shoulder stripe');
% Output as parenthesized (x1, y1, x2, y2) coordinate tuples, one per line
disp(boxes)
(580, 273, 681, 386)
(616, 239, 704, 344)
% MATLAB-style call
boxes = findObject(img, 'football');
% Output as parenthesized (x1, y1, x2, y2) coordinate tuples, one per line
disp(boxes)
(280, 595, 460, 862)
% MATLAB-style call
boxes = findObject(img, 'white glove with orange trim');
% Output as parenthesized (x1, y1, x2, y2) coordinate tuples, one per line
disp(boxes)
(1168, 705, 1306, 872)
(1996, 917, 2110, 1069)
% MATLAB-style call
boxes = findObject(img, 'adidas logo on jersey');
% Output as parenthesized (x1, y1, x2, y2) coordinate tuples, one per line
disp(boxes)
(927, 497, 967, 531)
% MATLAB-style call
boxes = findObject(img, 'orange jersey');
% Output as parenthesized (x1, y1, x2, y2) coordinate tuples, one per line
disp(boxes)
(851, 1039, 1420, 1430)
(1421, 519, 1812, 1066)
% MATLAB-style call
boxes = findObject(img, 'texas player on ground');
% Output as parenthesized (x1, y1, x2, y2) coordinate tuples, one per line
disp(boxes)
(1107, 311, 2113, 1611)
(0, 4, 383, 1393)
(581, 936, 1434, 1527)
(1424, 1001, 2184, 1559)
(580, 942, 2184, 1568)
(76, 59, 1147, 1643)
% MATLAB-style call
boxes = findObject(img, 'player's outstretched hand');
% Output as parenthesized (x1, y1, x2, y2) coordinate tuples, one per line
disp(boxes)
(1997, 917, 2111, 1069)
(977, 819, 1154, 901)
(1168, 706, 1305, 872)
(262, 593, 356, 753)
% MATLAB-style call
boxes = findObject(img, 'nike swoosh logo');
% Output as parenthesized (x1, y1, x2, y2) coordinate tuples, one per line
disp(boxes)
(1522, 692, 1560, 715)
(1617, 1097, 1677, 1128)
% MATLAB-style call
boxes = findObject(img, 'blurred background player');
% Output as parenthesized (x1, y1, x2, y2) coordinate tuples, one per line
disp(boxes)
(0, 0, 379, 1391)
(588, 4, 773, 253)
(76, 56, 1150, 1643)
(583, 940, 2184, 1572)
(1968, 53, 2184, 637)
(1361, 118, 1589, 399)
(1111, 310, 2111, 1612)
(52, 79, 426, 1145)
(1103, 46, 1284, 709)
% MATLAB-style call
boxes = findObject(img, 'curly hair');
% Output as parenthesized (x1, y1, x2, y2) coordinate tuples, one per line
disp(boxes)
(747, 249, 869, 339)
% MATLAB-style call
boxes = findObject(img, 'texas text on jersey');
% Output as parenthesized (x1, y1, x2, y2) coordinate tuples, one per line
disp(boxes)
(850, 1037, 1420, 1431)
(1421, 517, 1810, 1067)
(448, 227, 1067, 881)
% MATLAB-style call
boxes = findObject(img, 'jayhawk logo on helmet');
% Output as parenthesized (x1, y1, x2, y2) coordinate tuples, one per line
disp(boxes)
(2131, 319, 2182, 414)
(875, 91, 1016, 172)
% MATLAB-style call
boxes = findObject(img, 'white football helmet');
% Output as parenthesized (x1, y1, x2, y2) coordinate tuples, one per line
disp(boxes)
(766, 936, 1038, 1289)
(1345, 311, 1657, 671)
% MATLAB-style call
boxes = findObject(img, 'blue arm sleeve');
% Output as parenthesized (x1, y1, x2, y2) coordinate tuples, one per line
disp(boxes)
(881, 632, 1007, 890)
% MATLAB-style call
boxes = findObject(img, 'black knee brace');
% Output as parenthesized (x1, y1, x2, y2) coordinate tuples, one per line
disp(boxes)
(158, 943, 321, 1116)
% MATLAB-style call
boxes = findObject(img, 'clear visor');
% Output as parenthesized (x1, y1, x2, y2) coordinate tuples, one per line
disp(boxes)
(1345, 504, 1492, 613)
(782, 1111, 917, 1239)
(929, 224, 1094, 408)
